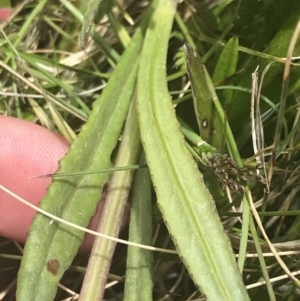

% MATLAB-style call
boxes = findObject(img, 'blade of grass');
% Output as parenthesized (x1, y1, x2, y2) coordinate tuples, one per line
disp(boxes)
(124, 153, 153, 301)
(202, 0, 241, 63)
(175, 12, 196, 49)
(0, 50, 89, 121)
(137, 1, 249, 299)
(273, 21, 300, 159)
(60, 0, 120, 64)
(212, 37, 239, 106)
(247, 189, 300, 288)
(277, 21, 300, 246)
(13, 0, 48, 47)
(79, 0, 103, 48)
(108, 11, 131, 48)
(18, 52, 91, 116)
(248, 214, 276, 301)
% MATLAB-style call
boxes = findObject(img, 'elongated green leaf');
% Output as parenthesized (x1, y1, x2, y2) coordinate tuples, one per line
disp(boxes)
(124, 153, 153, 301)
(16, 9, 153, 301)
(78, 99, 141, 300)
(184, 44, 252, 272)
(79, 0, 103, 48)
(137, 1, 250, 300)
(212, 37, 239, 106)
(259, 11, 300, 88)
(184, 44, 242, 161)
(184, 44, 225, 151)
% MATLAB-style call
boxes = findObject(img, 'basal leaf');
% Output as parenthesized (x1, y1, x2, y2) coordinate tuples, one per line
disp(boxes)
(16, 6, 154, 300)
(137, 1, 249, 300)
(124, 153, 153, 301)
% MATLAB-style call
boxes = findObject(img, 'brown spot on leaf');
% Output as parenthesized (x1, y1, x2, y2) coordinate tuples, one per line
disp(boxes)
(47, 259, 60, 276)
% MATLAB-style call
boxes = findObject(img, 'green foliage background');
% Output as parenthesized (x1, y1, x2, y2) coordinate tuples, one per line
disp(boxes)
(1, 0, 300, 300)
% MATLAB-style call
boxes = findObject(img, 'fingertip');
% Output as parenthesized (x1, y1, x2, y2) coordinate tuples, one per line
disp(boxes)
(0, 116, 69, 242)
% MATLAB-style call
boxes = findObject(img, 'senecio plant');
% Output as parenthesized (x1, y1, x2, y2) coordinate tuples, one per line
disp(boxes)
(1, 0, 300, 300)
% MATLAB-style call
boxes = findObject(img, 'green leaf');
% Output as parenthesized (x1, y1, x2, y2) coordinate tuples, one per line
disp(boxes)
(79, 0, 103, 48)
(78, 99, 142, 300)
(229, 9, 300, 134)
(184, 43, 225, 151)
(212, 37, 239, 106)
(16, 8, 152, 300)
(124, 153, 153, 301)
(137, 1, 250, 300)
